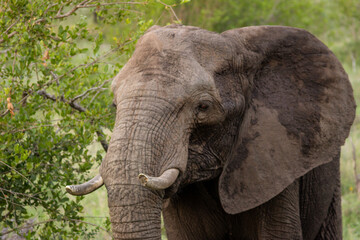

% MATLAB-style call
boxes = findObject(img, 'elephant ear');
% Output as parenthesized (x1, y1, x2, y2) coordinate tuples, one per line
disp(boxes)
(218, 26, 355, 214)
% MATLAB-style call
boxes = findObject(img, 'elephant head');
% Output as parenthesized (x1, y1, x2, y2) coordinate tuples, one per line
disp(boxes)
(66, 25, 355, 239)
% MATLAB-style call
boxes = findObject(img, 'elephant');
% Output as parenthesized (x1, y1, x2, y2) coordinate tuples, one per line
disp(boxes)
(65, 25, 356, 239)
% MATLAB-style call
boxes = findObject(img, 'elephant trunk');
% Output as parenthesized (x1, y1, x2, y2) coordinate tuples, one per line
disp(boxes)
(107, 184, 163, 239)
(101, 129, 165, 239)
(100, 99, 188, 239)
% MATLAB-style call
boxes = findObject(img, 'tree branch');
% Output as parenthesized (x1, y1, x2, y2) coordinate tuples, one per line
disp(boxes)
(1, 1, 145, 43)
(1, 40, 129, 118)
(2, 19, 19, 35)
(0, 124, 57, 136)
(43, 3, 59, 16)
(37, 90, 57, 101)
(0, 160, 35, 188)
(0, 217, 111, 237)
(0, 31, 17, 44)
(37, 88, 109, 152)
(0, 188, 42, 201)
(34, 1, 145, 24)
(0, 109, 9, 117)
(0, 196, 24, 207)
(96, 130, 108, 152)
(71, 78, 112, 102)
(54, 0, 91, 19)
(37, 90, 87, 112)
(0, 188, 9, 207)
(42, 39, 133, 89)
(55, 1, 145, 19)
(77, 1, 146, 8)
(157, 0, 180, 22)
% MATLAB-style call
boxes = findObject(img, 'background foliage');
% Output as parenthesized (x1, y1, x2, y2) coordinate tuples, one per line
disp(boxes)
(1, 0, 359, 239)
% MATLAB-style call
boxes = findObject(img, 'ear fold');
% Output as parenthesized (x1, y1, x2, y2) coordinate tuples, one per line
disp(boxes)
(218, 26, 355, 214)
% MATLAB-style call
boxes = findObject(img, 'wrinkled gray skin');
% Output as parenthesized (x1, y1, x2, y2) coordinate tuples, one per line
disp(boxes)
(68, 25, 356, 239)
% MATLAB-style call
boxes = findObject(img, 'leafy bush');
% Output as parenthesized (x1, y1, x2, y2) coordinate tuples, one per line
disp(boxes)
(0, 0, 180, 238)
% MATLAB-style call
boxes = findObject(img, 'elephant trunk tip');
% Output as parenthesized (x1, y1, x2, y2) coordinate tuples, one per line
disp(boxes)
(138, 168, 179, 190)
(65, 174, 104, 196)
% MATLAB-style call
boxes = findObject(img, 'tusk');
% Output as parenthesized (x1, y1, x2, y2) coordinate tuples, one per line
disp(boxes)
(138, 168, 179, 190)
(66, 174, 104, 196)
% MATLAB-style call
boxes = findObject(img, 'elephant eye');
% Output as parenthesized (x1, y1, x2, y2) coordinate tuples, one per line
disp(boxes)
(197, 101, 211, 112)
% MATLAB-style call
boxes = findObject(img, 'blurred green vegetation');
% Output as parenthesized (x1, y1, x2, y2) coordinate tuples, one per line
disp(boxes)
(0, 0, 176, 238)
(1, 0, 359, 239)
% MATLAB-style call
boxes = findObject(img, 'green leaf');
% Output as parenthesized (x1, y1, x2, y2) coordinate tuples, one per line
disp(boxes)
(181, 0, 191, 4)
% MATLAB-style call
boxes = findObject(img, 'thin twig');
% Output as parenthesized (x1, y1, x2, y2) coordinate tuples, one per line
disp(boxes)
(34, 1, 144, 24)
(71, 78, 112, 102)
(54, 0, 91, 19)
(37, 90, 109, 151)
(157, 0, 180, 22)
(0, 217, 111, 237)
(0, 196, 24, 207)
(66, 218, 111, 235)
(0, 124, 57, 135)
(96, 130, 108, 152)
(0, 31, 17, 44)
(50, 71, 60, 85)
(1, 109, 9, 117)
(2, 19, 19, 35)
(43, 3, 58, 16)
(57, 0, 71, 16)
(88, 90, 101, 107)
(0, 188, 9, 206)
(0, 188, 41, 200)
(43, 40, 131, 88)
(1, 40, 133, 118)
(78, 2, 146, 8)
(38, 90, 88, 112)
(81, 216, 108, 218)
(0, 160, 35, 188)
(0, 219, 54, 237)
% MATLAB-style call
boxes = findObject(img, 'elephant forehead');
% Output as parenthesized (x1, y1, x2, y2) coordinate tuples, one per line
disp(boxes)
(135, 28, 191, 56)
(111, 26, 228, 103)
(134, 25, 232, 72)
(115, 54, 218, 96)
(137, 32, 164, 52)
(113, 65, 219, 105)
